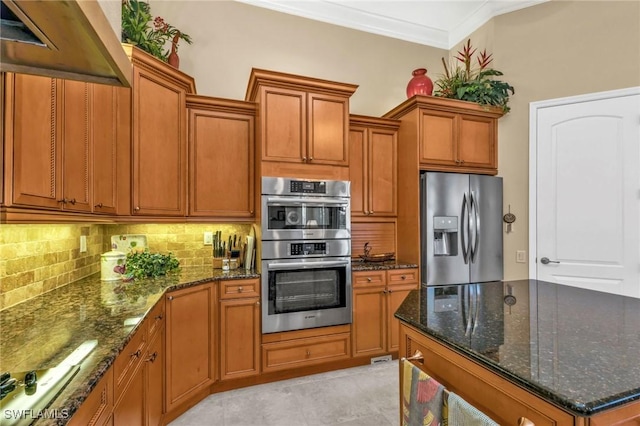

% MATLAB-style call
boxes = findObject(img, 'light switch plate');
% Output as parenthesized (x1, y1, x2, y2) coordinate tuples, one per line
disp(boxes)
(516, 250, 526, 263)
(204, 231, 213, 246)
(80, 235, 87, 253)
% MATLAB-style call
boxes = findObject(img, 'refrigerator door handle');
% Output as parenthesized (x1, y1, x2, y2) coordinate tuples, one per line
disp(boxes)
(470, 191, 480, 263)
(461, 193, 470, 264)
(472, 284, 480, 335)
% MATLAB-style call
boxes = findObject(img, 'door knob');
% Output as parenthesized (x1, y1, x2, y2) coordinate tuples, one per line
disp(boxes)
(540, 257, 560, 264)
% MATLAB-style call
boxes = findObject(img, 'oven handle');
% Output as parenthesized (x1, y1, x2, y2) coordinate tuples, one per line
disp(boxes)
(265, 196, 349, 206)
(267, 260, 350, 270)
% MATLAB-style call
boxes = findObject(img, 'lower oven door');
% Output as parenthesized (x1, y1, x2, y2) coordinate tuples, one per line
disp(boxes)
(261, 257, 352, 333)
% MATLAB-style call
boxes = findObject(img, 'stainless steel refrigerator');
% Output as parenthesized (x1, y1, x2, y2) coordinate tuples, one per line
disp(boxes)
(421, 172, 503, 286)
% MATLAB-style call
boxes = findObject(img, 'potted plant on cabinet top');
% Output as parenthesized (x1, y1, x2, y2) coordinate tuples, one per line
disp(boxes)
(121, 0, 193, 66)
(433, 39, 515, 113)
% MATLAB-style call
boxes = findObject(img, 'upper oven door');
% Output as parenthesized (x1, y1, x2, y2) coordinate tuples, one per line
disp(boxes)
(262, 195, 351, 240)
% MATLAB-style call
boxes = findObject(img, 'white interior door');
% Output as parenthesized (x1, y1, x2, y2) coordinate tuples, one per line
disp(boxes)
(530, 89, 640, 298)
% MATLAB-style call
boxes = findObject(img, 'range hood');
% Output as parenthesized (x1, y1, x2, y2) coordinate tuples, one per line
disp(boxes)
(0, 0, 131, 87)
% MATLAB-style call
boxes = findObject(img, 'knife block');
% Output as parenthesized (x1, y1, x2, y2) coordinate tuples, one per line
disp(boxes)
(212, 256, 238, 270)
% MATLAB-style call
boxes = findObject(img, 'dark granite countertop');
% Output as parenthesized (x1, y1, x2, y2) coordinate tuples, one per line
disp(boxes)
(394, 279, 640, 416)
(351, 261, 418, 271)
(0, 267, 259, 425)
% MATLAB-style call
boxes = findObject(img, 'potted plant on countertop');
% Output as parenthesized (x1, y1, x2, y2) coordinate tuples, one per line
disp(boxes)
(433, 39, 515, 113)
(121, 0, 193, 67)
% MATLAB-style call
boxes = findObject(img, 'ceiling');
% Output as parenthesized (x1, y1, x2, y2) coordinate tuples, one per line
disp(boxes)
(235, 0, 547, 49)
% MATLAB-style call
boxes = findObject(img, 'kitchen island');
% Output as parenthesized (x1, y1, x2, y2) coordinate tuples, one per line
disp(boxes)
(396, 279, 640, 425)
(0, 267, 259, 425)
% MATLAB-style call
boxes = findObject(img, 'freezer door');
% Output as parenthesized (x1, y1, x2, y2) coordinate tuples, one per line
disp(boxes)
(422, 172, 470, 286)
(469, 175, 504, 283)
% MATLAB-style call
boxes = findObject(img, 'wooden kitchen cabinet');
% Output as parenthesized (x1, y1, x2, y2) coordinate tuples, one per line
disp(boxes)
(68, 369, 113, 426)
(349, 115, 399, 218)
(165, 282, 216, 413)
(245, 68, 358, 180)
(384, 95, 504, 175)
(124, 45, 195, 217)
(219, 278, 261, 380)
(186, 95, 256, 219)
(352, 268, 418, 357)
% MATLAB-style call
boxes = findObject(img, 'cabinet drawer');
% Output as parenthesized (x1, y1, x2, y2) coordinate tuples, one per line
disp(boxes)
(113, 324, 147, 403)
(352, 271, 386, 288)
(262, 332, 351, 372)
(387, 268, 418, 285)
(147, 300, 165, 340)
(220, 278, 260, 299)
(68, 369, 113, 426)
(402, 325, 574, 426)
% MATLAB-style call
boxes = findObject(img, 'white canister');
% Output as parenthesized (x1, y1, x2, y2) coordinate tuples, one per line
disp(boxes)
(101, 250, 126, 281)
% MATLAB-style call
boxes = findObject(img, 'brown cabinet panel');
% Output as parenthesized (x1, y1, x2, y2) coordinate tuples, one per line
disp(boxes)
(113, 322, 147, 404)
(131, 67, 187, 216)
(352, 285, 387, 357)
(165, 282, 216, 412)
(112, 362, 145, 426)
(61, 80, 92, 213)
(386, 284, 416, 351)
(145, 329, 164, 426)
(9, 74, 62, 209)
(307, 93, 349, 165)
(262, 332, 351, 372)
(187, 98, 255, 218)
(261, 87, 306, 162)
(458, 115, 495, 169)
(369, 128, 397, 216)
(219, 278, 260, 300)
(91, 84, 120, 215)
(420, 110, 456, 166)
(68, 369, 113, 426)
(348, 127, 366, 216)
(219, 297, 260, 380)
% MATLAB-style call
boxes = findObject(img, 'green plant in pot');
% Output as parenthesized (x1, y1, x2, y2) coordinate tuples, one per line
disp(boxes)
(434, 39, 515, 113)
(123, 250, 180, 280)
(121, 0, 192, 62)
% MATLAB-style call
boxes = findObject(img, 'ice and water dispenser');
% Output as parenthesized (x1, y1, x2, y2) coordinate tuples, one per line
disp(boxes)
(433, 216, 458, 256)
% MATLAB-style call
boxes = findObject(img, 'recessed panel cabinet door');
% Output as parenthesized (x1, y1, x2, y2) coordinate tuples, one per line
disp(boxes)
(348, 127, 367, 216)
(131, 68, 187, 216)
(61, 80, 92, 213)
(261, 87, 306, 163)
(9, 74, 63, 209)
(307, 93, 349, 165)
(91, 84, 119, 215)
(369, 128, 397, 216)
(188, 106, 254, 218)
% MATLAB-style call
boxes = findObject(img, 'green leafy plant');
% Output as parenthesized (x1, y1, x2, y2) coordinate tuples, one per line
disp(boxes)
(121, 0, 193, 62)
(124, 250, 180, 279)
(434, 39, 515, 113)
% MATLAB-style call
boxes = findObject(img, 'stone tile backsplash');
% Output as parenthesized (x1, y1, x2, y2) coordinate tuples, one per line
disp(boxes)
(0, 223, 253, 310)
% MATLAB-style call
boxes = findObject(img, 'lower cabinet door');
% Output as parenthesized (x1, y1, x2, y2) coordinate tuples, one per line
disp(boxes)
(145, 330, 164, 426)
(352, 286, 386, 357)
(113, 364, 145, 425)
(219, 297, 260, 380)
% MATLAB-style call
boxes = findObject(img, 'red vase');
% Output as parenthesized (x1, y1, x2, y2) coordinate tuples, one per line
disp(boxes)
(168, 50, 179, 68)
(406, 68, 433, 98)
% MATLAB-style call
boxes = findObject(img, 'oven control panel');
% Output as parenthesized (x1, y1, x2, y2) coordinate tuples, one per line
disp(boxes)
(290, 242, 327, 256)
(290, 180, 326, 194)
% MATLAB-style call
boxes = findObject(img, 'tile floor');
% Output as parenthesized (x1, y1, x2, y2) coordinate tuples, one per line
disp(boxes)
(169, 360, 399, 426)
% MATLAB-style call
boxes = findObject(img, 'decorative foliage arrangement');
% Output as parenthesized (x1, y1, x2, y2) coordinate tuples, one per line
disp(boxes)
(123, 250, 180, 279)
(121, 0, 193, 62)
(434, 39, 515, 113)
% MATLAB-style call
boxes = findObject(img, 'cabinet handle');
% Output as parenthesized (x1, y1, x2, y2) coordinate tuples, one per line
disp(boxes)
(134, 206, 140, 212)
(68, 198, 76, 205)
(302, 156, 307, 162)
(309, 157, 313, 161)
(167, 295, 174, 301)
(238, 286, 243, 293)
(154, 314, 163, 320)
(388, 289, 393, 293)
(369, 210, 374, 215)
(460, 159, 465, 164)
(367, 277, 372, 282)
(58, 198, 68, 204)
(94, 203, 103, 208)
(401, 275, 406, 280)
(131, 349, 141, 359)
(256, 301, 260, 306)
(518, 417, 535, 426)
(146, 352, 158, 363)
(382, 289, 388, 294)
(306, 350, 311, 358)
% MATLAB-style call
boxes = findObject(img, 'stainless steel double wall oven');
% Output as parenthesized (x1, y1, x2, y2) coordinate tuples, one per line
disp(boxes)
(261, 177, 352, 334)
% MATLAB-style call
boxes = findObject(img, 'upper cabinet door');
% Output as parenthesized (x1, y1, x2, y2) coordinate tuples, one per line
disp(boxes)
(349, 126, 367, 217)
(260, 86, 306, 163)
(307, 92, 349, 166)
(419, 110, 457, 167)
(131, 66, 188, 217)
(61, 80, 92, 213)
(457, 114, 496, 170)
(188, 97, 255, 219)
(368, 127, 397, 216)
(9, 74, 63, 209)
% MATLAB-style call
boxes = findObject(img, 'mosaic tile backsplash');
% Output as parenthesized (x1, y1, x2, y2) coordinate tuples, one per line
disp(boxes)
(0, 223, 252, 310)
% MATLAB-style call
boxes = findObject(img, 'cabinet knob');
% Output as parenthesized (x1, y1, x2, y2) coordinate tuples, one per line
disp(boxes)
(154, 314, 163, 320)
(94, 202, 103, 208)
(168, 295, 174, 301)
(401, 275, 406, 280)
(68, 198, 76, 205)
(146, 352, 158, 363)
(134, 206, 140, 212)
(518, 417, 535, 426)
(302, 156, 307, 162)
(238, 286, 243, 293)
(369, 210, 374, 215)
(382, 289, 388, 294)
(309, 157, 313, 161)
(388, 289, 393, 293)
(367, 277, 372, 282)
(131, 349, 141, 359)
(57, 198, 68, 204)
(256, 301, 260, 306)
(306, 350, 311, 358)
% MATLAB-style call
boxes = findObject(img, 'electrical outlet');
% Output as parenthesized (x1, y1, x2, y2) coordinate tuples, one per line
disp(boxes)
(204, 231, 213, 246)
(516, 250, 526, 263)
(80, 235, 87, 253)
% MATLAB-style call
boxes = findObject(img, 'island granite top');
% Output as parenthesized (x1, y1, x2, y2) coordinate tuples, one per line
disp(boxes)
(0, 267, 259, 425)
(394, 279, 640, 416)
